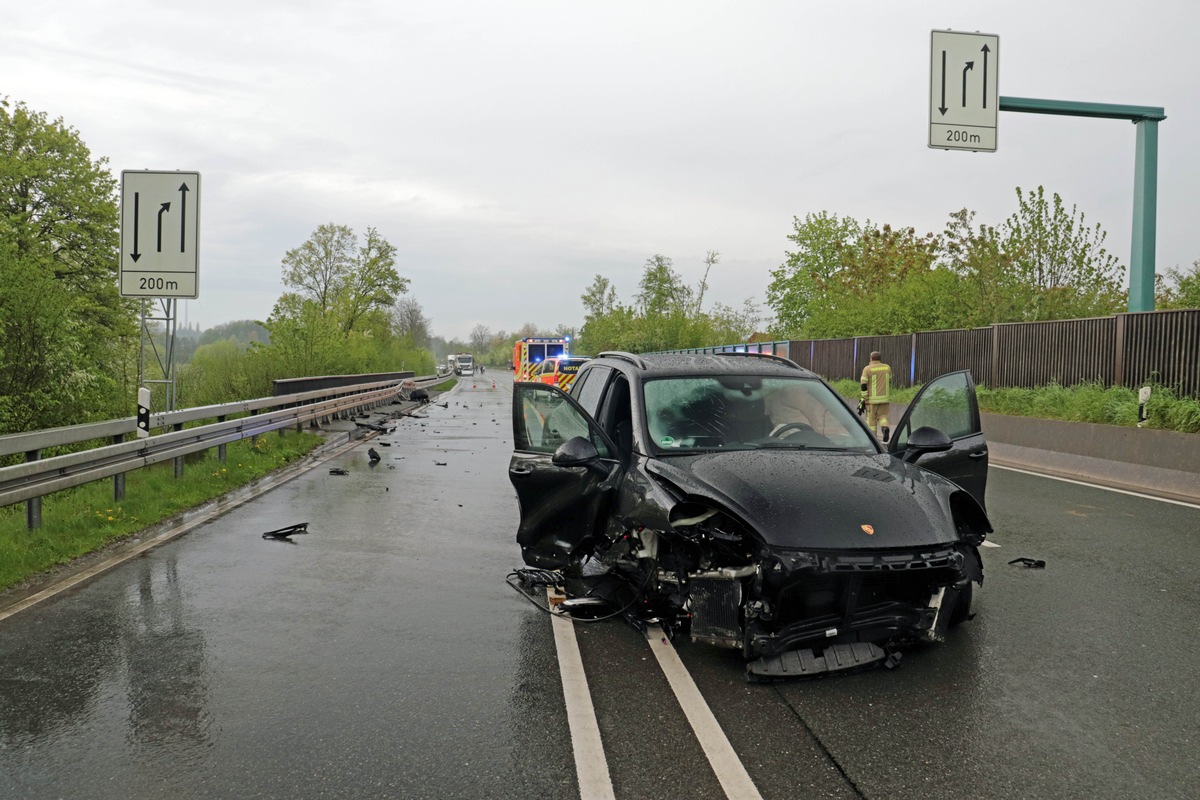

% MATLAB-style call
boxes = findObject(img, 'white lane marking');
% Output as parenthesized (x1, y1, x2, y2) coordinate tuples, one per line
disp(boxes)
(993, 464, 1200, 510)
(981, 540, 1001, 548)
(548, 590, 616, 800)
(643, 627, 764, 800)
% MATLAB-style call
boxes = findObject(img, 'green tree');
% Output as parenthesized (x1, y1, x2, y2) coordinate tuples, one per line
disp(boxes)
(581, 274, 618, 318)
(1000, 186, 1125, 320)
(767, 212, 862, 336)
(469, 323, 491, 354)
(695, 250, 719, 313)
(338, 227, 405, 332)
(1158, 259, 1200, 310)
(939, 208, 1020, 326)
(179, 339, 256, 406)
(391, 296, 431, 348)
(198, 320, 269, 348)
(800, 223, 942, 338)
(0, 98, 137, 432)
(259, 292, 346, 377)
(281, 224, 408, 332)
(636, 254, 693, 316)
(577, 253, 750, 354)
(0, 98, 128, 331)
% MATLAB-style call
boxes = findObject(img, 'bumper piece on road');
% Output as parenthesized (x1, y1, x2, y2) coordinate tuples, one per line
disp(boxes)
(746, 641, 886, 682)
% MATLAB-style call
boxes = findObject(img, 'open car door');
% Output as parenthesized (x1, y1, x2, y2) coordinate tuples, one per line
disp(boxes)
(510, 382, 621, 569)
(887, 370, 989, 511)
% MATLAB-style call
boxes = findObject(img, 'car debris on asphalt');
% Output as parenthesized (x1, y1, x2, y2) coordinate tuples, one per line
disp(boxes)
(262, 522, 309, 540)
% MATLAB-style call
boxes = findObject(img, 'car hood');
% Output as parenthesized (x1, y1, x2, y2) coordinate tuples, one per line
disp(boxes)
(645, 450, 962, 550)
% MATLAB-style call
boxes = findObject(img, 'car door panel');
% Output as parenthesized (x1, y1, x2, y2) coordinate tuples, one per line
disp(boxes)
(510, 382, 621, 568)
(888, 370, 989, 510)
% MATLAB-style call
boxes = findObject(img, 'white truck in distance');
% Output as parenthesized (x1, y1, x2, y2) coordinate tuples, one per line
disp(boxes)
(453, 354, 474, 376)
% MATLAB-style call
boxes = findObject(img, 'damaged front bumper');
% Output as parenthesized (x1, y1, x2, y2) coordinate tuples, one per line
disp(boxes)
(687, 543, 982, 663)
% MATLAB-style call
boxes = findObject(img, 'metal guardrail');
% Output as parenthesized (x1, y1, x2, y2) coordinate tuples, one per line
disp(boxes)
(0, 374, 446, 528)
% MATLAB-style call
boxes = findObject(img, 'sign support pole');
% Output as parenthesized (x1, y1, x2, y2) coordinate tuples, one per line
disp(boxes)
(998, 96, 1166, 313)
(1131, 118, 1159, 313)
(139, 298, 179, 413)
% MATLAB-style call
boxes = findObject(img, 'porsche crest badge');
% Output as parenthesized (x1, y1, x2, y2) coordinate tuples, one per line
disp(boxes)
(860, 524, 875, 535)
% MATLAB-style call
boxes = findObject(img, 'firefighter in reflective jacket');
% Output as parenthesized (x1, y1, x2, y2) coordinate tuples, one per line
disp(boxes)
(858, 351, 892, 442)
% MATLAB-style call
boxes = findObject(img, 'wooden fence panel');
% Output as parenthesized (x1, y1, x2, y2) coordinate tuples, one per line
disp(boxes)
(655, 309, 1200, 398)
(810, 338, 856, 382)
(993, 317, 1116, 389)
(786, 340, 812, 369)
(915, 328, 993, 386)
(855, 334, 914, 389)
(1120, 309, 1200, 397)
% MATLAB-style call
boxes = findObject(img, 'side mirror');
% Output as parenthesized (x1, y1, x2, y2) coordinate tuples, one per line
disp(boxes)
(901, 426, 952, 462)
(552, 436, 605, 474)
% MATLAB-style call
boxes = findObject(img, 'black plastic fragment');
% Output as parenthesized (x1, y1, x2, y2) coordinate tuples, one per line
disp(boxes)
(329, 467, 349, 475)
(746, 642, 886, 682)
(262, 522, 309, 540)
(1008, 557, 1046, 569)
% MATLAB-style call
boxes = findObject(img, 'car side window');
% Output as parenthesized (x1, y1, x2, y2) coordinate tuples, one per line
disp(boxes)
(573, 366, 612, 417)
(569, 368, 590, 397)
(896, 372, 973, 447)
(514, 386, 611, 459)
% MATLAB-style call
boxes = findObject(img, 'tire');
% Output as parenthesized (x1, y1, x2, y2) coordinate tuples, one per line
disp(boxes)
(949, 581, 975, 626)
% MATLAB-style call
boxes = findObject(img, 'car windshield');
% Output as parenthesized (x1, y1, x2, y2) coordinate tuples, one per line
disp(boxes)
(643, 375, 876, 453)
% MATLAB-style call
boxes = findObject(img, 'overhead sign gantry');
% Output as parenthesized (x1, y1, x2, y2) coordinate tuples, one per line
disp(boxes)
(927, 30, 1165, 312)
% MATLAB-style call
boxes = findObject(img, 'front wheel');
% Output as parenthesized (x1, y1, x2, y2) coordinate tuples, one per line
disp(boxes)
(949, 581, 975, 626)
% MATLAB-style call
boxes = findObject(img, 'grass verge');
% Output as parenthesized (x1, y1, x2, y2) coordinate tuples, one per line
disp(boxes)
(0, 431, 324, 593)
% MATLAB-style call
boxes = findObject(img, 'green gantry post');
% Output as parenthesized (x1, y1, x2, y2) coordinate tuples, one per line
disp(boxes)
(998, 96, 1166, 313)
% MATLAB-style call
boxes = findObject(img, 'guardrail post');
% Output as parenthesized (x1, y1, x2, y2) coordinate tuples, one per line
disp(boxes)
(112, 434, 126, 501)
(173, 423, 184, 479)
(25, 449, 42, 530)
(250, 409, 259, 446)
(217, 415, 227, 462)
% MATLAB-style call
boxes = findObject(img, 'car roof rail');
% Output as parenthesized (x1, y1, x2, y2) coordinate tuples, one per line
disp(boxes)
(714, 351, 803, 369)
(597, 351, 649, 369)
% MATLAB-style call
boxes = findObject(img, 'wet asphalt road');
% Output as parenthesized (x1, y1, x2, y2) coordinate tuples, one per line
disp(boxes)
(2, 371, 1199, 799)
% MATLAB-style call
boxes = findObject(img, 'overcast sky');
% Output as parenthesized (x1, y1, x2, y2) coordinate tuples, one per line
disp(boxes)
(4, 1, 1197, 342)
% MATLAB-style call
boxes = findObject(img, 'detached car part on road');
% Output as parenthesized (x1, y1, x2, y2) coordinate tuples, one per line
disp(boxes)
(508, 352, 991, 680)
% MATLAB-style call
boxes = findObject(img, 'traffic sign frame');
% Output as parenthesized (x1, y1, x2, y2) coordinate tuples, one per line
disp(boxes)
(119, 170, 201, 298)
(929, 30, 999, 152)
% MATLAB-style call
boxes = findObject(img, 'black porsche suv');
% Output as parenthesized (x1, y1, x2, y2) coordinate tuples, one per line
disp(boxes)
(508, 351, 991, 679)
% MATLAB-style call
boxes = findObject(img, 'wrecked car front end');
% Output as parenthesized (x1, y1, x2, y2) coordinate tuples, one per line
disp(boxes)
(624, 452, 990, 678)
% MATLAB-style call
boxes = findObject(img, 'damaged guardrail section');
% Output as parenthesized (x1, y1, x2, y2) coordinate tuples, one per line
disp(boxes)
(0, 374, 437, 529)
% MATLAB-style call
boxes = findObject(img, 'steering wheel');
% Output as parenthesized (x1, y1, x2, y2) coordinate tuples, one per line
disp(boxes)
(771, 422, 814, 438)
